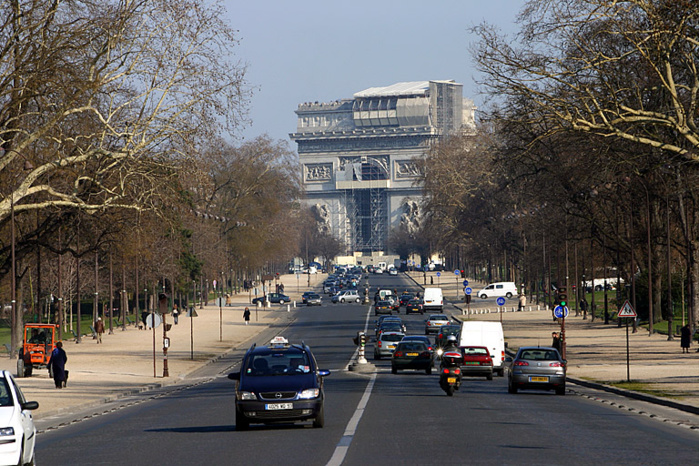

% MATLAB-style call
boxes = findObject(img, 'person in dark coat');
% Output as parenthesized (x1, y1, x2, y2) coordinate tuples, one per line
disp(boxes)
(243, 307, 251, 325)
(680, 324, 691, 353)
(48, 341, 68, 388)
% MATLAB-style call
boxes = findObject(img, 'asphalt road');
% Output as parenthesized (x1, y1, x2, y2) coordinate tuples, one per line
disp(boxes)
(35, 275, 699, 465)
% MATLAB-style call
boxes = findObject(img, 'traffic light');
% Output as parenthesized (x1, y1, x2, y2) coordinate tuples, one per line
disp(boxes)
(158, 293, 169, 313)
(557, 287, 567, 307)
(359, 333, 366, 347)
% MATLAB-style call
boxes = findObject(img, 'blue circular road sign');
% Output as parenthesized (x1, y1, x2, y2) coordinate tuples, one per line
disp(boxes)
(436, 272, 441, 277)
(462, 280, 469, 287)
(465, 287, 472, 295)
(496, 297, 506, 306)
(454, 269, 460, 276)
(553, 305, 569, 318)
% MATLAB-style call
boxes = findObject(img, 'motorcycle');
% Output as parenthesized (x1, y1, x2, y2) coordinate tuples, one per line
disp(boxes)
(439, 350, 463, 396)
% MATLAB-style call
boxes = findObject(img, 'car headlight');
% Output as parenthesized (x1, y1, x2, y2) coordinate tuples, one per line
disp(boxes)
(237, 391, 256, 401)
(298, 388, 320, 399)
(0, 427, 14, 436)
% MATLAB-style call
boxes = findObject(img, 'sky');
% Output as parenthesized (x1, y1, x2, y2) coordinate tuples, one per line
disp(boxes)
(222, 0, 524, 145)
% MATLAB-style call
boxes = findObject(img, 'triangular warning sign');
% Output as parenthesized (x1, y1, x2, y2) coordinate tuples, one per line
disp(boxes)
(617, 300, 637, 317)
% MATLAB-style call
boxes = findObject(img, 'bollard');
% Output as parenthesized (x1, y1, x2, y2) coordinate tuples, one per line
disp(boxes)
(293, 301, 296, 308)
(287, 304, 290, 312)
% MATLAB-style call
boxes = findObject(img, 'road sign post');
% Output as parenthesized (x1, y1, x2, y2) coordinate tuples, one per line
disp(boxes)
(618, 300, 637, 381)
(496, 297, 506, 323)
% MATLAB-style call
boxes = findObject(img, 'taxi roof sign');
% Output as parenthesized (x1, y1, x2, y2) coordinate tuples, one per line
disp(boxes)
(617, 300, 637, 318)
(269, 336, 290, 348)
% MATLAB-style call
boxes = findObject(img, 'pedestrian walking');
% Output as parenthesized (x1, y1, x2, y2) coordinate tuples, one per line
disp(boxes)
(172, 304, 179, 325)
(579, 298, 588, 318)
(518, 293, 527, 312)
(551, 332, 561, 352)
(680, 324, 691, 353)
(94, 317, 105, 344)
(279, 283, 285, 294)
(243, 307, 251, 325)
(48, 341, 68, 388)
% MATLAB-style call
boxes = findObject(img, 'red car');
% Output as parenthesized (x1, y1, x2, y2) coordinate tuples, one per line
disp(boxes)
(460, 346, 494, 380)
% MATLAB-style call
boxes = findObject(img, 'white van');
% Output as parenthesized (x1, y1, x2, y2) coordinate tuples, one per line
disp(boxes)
(423, 287, 443, 311)
(459, 321, 506, 376)
(476, 282, 518, 299)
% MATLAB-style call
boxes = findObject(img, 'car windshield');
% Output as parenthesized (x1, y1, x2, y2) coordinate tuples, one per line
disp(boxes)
(0, 379, 13, 407)
(246, 352, 312, 376)
(430, 315, 448, 321)
(381, 333, 404, 342)
(519, 349, 559, 361)
(397, 342, 427, 352)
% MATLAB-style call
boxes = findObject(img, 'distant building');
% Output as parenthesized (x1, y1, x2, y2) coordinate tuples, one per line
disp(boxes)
(290, 80, 475, 260)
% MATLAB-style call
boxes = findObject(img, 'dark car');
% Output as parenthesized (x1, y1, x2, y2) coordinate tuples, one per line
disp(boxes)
(374, 300, 393, 316)
(228, 336, 331, 430)
(391, 341, 433, 374)
(376, 322, 405, 339)
(435, 325, 461, 350)
(405, 298, 424, 315)
(301, 291, 315, 304)
(399, 293, 415, 307)
(401, 335, 434, 353)
(507, 346, 566, 395)
(251, 293, 290, 305)
(460, 346, 493, 380)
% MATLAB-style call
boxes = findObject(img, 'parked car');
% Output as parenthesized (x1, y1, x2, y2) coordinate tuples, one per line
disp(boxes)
(0, 370, 39, 465)
(460, 346, 494, 380)
(476, 282, 518, 299)
(391, 341, 433, 374)
(374, 300, 393, 315)
(373, 331, 404, 359)
(507, 346, 566, 395)
(331, 290, 361, 303)
(405, 298, 424, 315)
(387, 267, 398, 276)
(424, 314, 451, 335)
(227, 336, 331, 430)
(251, 293, 290, 305)
(306, 293, 322, 306)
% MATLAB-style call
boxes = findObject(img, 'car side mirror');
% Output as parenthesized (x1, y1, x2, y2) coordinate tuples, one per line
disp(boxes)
(227, 372, 241, 380)
(505, 357, 513, 363)
(22, 401, 39, 411)
(318, 369, 331, 377)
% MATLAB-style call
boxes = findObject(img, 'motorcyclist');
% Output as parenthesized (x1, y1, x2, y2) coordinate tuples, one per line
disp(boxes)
(441, 335, 459, 355)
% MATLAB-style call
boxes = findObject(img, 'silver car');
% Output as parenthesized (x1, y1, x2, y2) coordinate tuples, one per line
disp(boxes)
(373, 331, 405, 360)
(507, 346, 566, 395)
(424, 314, 450, 335)
(306, 293, 322, 306)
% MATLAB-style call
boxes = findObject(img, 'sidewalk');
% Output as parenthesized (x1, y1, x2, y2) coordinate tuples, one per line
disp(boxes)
(407, 271, 699, 412)
(2, 272, 327, 423)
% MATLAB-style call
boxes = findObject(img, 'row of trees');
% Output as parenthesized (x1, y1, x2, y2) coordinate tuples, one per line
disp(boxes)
(412, 0, 699, 331)
(0, 1, 316, 353)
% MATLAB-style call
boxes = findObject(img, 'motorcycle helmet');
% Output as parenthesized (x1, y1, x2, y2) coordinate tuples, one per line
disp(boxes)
(446, 335, 457, 344)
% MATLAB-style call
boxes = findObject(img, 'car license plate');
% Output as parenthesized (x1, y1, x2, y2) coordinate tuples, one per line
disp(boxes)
(447, 377, 457, 383)
(529, 376, 549, 383)
(463, 362, 478, 365)
(407, 352, 419, 356)
(388, 345, 395, 349)
(265, 403, 293, 410)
